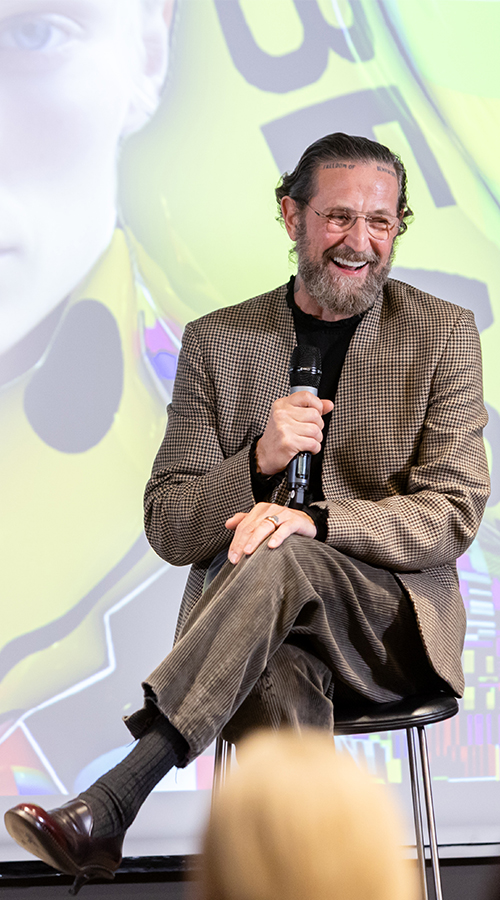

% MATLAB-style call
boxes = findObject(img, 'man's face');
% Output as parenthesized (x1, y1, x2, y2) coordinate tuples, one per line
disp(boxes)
(290, 161, 401, 317)
(0, 0, 168, 356)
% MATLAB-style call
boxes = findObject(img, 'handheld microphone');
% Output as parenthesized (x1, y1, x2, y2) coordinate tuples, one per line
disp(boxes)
(287, 345, 322, 510)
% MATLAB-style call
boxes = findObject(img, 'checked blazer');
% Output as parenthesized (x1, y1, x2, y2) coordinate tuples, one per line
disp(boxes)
(144, 279, 490, 697)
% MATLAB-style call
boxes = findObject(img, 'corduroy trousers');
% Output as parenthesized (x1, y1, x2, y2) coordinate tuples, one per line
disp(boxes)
(126, 535, 441, 763)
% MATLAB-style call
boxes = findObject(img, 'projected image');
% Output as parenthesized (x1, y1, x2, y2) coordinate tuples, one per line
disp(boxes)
(1, 0, 500, 851)
(0, 0, 192, 798)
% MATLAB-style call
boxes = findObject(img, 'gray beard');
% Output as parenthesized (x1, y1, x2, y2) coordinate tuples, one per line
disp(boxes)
(295, 225, 394, 317)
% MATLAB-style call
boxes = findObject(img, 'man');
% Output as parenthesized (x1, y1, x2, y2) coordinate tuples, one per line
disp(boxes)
(5, 133, 490, 891)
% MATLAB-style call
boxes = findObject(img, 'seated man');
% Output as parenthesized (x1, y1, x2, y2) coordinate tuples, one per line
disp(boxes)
(5, 132, 490, 894)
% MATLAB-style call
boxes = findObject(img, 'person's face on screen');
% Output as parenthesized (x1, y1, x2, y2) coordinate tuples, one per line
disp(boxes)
(0, 0, 169, 356)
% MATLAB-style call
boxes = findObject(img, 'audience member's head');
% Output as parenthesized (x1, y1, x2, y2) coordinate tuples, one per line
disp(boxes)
(202, 729, 417, 900)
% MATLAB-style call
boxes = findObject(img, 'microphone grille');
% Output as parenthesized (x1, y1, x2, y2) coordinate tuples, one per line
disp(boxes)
(289, 344, 322, 389)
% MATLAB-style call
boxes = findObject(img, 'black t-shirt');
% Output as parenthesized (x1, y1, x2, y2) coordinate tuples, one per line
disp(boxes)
(250, 277, 365, 537)
(286, 276, 363, 501)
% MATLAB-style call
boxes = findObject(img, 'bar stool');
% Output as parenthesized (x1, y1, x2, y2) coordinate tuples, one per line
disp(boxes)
(212, 691, 458, 900)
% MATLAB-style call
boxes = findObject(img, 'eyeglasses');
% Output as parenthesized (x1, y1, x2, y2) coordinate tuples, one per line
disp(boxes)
(303, 202, 400, 240)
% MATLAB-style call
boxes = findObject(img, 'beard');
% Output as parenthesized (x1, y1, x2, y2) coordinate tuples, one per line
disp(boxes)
(295, 220, 394, 317)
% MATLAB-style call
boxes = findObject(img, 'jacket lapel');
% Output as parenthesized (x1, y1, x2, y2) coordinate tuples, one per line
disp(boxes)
(263, 286, 297, 407)
(322, 290, 384, 495)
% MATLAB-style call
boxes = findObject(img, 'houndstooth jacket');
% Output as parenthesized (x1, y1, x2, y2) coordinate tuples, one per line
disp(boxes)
(144, 279, 490, 696)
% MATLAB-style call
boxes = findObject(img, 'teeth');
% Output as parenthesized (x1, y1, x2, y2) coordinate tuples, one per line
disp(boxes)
(333, 257, 367, 269)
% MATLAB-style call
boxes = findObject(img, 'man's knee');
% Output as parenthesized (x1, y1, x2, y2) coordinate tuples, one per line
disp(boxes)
(238, 533, 320, 579)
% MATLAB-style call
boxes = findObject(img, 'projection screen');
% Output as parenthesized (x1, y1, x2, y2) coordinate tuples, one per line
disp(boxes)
(1, 0, 500, 859)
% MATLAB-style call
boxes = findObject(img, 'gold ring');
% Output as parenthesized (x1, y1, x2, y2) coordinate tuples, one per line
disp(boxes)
(265, 515, 280, 531)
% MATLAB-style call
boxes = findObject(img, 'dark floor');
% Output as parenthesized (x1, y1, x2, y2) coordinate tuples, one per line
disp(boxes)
(0, 885, 187, 899)
(0, 856, 197, 899)
(1, 856, 500, 899)
(438, 859, 500, 900)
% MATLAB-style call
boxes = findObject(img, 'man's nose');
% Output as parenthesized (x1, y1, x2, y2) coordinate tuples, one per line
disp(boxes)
(342, 216, 371, 251)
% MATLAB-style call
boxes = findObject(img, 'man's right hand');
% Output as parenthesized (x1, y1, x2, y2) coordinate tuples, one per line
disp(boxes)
(255, 392, 334, 476)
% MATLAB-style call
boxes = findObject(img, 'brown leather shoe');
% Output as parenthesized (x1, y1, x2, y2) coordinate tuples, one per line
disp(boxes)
(4, 798, 124, 894)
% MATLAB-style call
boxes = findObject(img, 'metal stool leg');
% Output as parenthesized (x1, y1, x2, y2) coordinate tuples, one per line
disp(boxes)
(407, 727, 429, 900)
(212, 735, 224, 795)
(418, 726, 444, 900)
(212, 736, 232, 805)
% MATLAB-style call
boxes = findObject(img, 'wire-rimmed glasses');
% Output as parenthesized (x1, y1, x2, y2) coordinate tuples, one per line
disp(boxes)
(303, 201, 401, 240)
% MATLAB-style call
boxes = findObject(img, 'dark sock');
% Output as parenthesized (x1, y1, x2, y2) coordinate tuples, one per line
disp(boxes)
(79, 715, 189, 838)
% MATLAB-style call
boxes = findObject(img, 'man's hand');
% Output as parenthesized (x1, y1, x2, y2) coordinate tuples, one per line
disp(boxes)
(255, 392, 334, 476)
(225, 502, 317, 565)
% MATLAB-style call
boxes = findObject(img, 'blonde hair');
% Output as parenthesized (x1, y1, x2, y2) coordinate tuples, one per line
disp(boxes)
(202, 730, 417, 900)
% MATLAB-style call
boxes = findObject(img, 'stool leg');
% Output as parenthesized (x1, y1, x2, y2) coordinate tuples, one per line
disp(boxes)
(407, 728, 429, 900)
(223, 738, 232, 780)
(417, 726, 444, 900)
(212, 735, 225, 796)
(212, 736, 232, 806)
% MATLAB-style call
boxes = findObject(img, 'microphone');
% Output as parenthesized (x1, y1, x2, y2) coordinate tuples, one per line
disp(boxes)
(287, 344, 322, 510)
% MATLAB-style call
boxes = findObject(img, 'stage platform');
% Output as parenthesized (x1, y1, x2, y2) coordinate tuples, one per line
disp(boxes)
(1, 854, 500, 900)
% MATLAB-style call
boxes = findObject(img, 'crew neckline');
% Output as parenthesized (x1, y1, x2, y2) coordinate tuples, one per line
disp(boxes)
(286, 276, 364, 330)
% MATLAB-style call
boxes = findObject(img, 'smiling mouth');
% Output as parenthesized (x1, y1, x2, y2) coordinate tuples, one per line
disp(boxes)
(331, 256, 369, 272)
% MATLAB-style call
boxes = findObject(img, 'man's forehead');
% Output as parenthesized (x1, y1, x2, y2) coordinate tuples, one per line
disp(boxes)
(312, 160, 400, 211)
(316, 159, 397, 181)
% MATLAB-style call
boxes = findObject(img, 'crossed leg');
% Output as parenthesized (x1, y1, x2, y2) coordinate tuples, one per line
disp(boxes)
(5, 535, 442, 889)
(126, 534, 440, 756)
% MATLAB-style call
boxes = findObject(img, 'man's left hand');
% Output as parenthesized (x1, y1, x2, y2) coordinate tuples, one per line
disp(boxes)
(225, 502, 316, 565)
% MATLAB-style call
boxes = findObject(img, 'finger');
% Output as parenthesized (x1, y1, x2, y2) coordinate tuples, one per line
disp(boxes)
(241, 520, 281, 556)
(267, 520, 295, 549)
(267, 512, 316, 549)
(287, 390, 325, 411)
(234, 516, 277, 554)
(240, 506, 304, 555)
(281, 432, 323, 457)
(285, 414, 325, 434)
(229, 513, 281, 563)
(279, 438, 323, 460)
(225, 512, 247, 530)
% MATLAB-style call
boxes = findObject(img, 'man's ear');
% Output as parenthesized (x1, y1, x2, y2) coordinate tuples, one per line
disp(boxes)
(122, 1, 173, 136)
(281, 196, 302, 241)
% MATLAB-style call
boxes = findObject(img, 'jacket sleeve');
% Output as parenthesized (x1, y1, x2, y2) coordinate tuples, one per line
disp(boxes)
(317, 309, 490, 571)
(144, 322, 256, 566)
